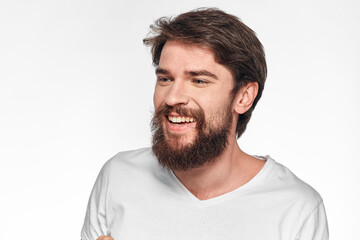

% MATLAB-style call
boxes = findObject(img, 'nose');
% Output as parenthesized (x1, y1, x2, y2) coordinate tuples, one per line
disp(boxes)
(163, 80, 189, 107)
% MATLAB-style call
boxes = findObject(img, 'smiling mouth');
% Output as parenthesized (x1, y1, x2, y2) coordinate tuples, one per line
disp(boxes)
(167, 115, 195, 124)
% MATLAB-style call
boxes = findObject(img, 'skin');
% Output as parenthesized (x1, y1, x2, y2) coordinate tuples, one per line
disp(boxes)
(97, 236, 114, 240)
(99, 40, 265, 239)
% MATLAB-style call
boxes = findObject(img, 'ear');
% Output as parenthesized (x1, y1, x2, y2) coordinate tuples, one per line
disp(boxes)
(233, 82, 259, 114)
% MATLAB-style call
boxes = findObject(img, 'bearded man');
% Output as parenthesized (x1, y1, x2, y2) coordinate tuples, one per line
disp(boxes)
(81, 8, 328, 240)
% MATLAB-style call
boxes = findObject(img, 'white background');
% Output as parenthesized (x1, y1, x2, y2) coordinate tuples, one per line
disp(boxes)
(1, 0, 359, 239)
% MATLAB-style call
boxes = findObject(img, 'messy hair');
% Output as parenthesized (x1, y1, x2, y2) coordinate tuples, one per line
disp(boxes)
(143, 8, 267, 138)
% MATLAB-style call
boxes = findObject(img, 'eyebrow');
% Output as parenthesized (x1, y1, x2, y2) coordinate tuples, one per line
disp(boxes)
(186, 70, 218, 80)
(155, 67, 169, 75)
(156, 67, 218, 80)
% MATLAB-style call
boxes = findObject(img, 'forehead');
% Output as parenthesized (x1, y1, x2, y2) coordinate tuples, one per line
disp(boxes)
(158, 40, 230, 76)
(159, 41, 213, 64)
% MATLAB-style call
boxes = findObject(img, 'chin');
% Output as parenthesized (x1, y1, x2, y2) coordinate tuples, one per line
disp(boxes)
(164, 133, 196, 150)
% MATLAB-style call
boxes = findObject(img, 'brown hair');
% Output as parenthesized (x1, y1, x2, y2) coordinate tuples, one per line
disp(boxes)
(143, 8, 267, 138)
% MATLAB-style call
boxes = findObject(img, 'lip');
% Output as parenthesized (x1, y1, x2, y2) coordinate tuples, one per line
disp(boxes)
(164, 115, 196, 134)
(166, 112, 193, 118)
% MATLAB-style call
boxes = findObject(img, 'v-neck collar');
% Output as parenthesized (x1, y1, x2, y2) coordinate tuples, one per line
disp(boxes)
(167, 155, 275, 206)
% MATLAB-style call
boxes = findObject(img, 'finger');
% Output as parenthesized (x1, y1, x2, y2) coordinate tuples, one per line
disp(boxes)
(96, 236, 114, 240)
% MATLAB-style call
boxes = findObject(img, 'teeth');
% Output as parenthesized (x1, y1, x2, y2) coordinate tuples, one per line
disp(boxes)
(168, 116, 195, 123)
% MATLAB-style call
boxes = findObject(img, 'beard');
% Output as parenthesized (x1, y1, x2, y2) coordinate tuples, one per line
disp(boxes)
(151, 103, 233, 172)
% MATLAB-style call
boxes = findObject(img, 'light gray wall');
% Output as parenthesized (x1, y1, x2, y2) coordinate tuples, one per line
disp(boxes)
(1, 0, 359, 239)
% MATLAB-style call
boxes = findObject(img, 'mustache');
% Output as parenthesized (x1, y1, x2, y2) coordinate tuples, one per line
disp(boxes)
(153, 104, 206, 129)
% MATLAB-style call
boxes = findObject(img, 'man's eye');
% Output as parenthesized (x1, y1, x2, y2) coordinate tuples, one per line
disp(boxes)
(192, 79, 208, 84)
(158, 77, 171, 82)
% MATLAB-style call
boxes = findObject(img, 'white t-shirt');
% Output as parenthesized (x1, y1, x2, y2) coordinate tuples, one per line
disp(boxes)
(81, 148, 328, 240)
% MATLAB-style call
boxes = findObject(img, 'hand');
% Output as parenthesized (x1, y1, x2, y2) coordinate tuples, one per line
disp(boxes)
(97, 236, 114, 240)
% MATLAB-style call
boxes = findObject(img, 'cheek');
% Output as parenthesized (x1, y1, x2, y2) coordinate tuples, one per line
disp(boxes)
(153, 87, 163, 109)
(203, 98, 233, 122)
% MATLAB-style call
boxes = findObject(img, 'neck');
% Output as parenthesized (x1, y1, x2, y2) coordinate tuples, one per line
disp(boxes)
(173, 137, 265, 200)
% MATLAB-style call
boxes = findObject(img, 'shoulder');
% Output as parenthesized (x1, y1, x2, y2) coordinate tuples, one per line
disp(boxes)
(109, 147, 155, 164)
(105, 147, 157, 170)
(254, 156, 327, 236)
(99, 147, 160, 181)
(265, 157, 323, 214)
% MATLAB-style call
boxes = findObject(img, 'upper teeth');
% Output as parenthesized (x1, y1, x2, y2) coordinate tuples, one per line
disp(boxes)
(168, 116, 195, 123)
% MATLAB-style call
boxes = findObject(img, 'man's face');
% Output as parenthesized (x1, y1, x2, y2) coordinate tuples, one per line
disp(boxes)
(152, 40, 236, 171)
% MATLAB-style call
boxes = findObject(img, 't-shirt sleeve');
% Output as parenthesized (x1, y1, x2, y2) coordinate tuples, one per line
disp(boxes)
(295, 201, 329, 240)
(81, 160, 111, 240)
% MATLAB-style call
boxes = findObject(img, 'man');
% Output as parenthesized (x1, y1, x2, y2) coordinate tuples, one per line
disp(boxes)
(81, 8, 328, 240)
